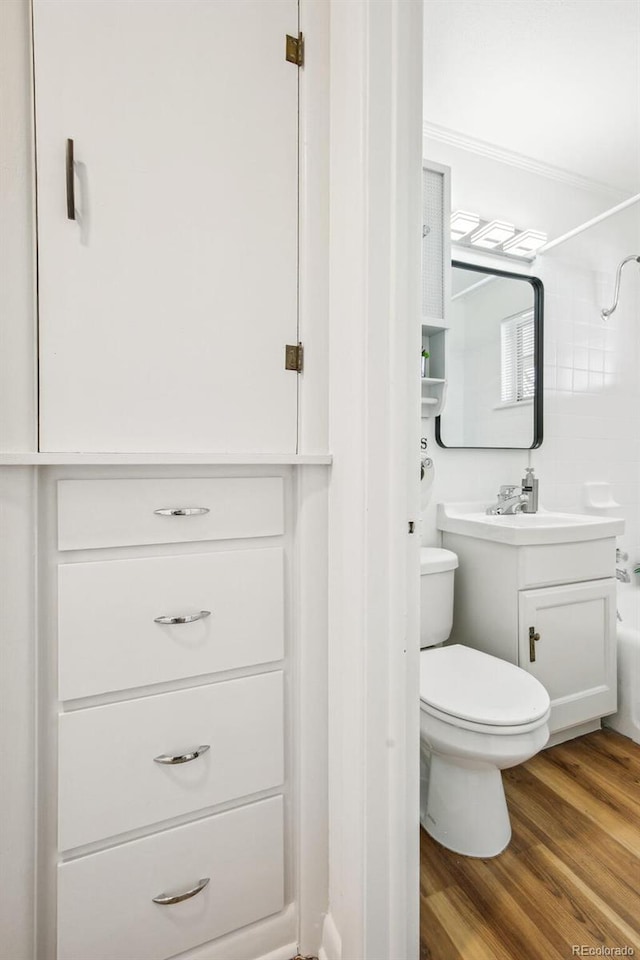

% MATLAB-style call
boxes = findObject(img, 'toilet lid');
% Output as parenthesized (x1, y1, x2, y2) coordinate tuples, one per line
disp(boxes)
(420, 645, 550, 726)
(420, 547, 458, 574)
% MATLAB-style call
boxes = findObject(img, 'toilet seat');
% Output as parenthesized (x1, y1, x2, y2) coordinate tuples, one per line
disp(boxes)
(420, 699, 550, 736)
(420, 645, 550, 732)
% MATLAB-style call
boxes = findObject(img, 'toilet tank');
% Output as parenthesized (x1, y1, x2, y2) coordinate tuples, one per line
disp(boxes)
(420, 548, 458, 648)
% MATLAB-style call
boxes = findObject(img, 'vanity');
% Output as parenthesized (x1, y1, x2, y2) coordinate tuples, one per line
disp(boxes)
(438, 504, 624, 744)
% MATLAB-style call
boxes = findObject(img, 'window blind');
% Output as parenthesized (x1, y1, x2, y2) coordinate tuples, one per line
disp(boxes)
(501, 309, 535, 404)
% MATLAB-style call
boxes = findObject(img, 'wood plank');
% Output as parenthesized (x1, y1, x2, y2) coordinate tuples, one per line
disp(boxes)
(583, 729, 640, 776)
(505, 790, 640, 931)
(537, 738, 640, 818)
(551, 732, 640, 805)
(423, 887, 522, 960)
(491, 842, 639, 953)
(525, 752, 640, 856)
(421, 730, 640, 960)
(443, 850, 567, 960)
(420, 826, 461, 898)
(533, 845, 640, 950)
(420, 894, 462, 960)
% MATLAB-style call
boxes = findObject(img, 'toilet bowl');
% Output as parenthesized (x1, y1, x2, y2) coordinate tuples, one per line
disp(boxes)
(420, 549, 550, 858)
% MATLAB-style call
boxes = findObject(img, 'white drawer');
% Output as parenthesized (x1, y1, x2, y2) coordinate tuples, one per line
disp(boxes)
(57, 477, 284, 550)
(59, 672, 283, 850)
(58, 796, 284, 960)
(58, 548, 284, 700)
(517, 538, 615, 588)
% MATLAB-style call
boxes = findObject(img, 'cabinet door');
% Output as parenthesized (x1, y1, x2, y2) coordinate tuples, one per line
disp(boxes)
(519, 579, 617, 734)
(33, 0, 299, 453)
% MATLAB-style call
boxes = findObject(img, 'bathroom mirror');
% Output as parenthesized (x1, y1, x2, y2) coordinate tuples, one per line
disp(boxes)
(436, 261, 543, 449)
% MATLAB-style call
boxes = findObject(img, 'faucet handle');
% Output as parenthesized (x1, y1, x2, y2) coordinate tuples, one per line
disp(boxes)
(616, 548, 629, 562)
(499, 484, 520, 499)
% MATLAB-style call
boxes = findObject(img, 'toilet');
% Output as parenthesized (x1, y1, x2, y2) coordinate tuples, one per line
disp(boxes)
(420, 547, 550, 858)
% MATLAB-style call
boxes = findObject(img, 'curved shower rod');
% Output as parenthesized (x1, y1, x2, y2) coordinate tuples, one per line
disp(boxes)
(601, 255, 640, 321)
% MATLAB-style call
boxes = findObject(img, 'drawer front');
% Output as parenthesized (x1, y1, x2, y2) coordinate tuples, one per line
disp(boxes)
(518, 538, 615, 588)
(58, 796, 284, 960)
(59, 672, 283, 850)
(58, 548, 284, 700)
(57, 477, 284, 550)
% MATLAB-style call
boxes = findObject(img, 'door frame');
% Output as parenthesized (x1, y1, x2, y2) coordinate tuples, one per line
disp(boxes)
(326, 1, 423, 957)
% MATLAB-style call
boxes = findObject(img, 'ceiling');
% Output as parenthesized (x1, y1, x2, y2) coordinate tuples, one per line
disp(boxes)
(423, 0, 640, 194)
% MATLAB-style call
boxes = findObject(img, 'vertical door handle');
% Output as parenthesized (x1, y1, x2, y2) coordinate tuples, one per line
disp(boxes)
(66, 139, 76, 220)
(529, 626, 540, 662)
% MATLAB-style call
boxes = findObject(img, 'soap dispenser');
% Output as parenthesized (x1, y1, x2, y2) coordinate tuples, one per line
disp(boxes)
(521, 467, 539, 513)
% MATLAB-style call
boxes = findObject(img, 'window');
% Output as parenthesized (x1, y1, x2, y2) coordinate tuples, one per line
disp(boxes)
(501, 309, 535, 404)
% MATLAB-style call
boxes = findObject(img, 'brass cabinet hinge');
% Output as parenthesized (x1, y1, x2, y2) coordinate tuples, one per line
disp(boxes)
(286, 32, 305, 67)
(285, 342, 304, 373)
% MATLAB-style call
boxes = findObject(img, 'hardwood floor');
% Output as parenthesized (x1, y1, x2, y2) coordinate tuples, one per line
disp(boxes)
(420, 729, 640, 960)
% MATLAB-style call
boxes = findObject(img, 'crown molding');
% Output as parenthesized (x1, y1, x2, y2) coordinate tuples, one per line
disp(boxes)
(423, 121, 630, 202)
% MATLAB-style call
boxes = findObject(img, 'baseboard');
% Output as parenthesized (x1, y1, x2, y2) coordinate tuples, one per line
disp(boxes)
(546, 718, 601, 748)
(171, 904, 297, 960)
(318, 913, 342, 960)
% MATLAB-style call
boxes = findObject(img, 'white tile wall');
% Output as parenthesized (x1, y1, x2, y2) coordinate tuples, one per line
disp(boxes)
(532, 245, 639, 561)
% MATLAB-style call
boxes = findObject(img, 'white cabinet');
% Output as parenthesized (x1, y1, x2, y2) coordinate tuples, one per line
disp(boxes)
(443, 531, 618, 739)
(46, 469, 290, 958)
(57, 797, 284, 960)
(56, 477, 284, 550)
(58, 548, 284, 699)
(58, 672, 284, 850)
(33, 0, 300, 453)
(518, 580, 617, 734)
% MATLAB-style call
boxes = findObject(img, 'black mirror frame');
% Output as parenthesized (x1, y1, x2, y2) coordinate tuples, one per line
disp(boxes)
(435, 260, 544, 450)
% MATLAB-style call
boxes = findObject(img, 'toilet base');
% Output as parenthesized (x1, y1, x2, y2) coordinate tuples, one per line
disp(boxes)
(421, 752, 511, 858)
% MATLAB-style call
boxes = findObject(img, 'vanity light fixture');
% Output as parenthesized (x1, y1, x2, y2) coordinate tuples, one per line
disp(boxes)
(450, 210, 480, 241)
(469, 219, 515, 249)
(502, 229, 548, 258)
(451, 215, 547, 262)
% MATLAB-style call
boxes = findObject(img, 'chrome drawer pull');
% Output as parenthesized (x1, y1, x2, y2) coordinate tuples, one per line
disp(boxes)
(153, 744, 210, 765)
(154, 610, 211, 625)
(152, 877, 210, 905)
(154, 507, 210, 517)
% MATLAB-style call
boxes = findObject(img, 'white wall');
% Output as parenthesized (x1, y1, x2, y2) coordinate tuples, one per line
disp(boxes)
(423, 0, 640, 194)
(420, 139, 640, 576)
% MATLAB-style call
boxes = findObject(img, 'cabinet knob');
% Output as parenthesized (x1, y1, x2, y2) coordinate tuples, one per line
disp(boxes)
(153, 744, 210, 765)
(154, 506, 210, 517)
(529, 626, 541, 662)
(152, 877, 210, 905)
(154, 611, 211, 625)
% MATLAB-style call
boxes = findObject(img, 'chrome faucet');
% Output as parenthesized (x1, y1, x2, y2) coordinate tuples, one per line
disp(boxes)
(616, 567, 631, 584)
(486, 485, 529, 515)
(486, 467, 539, 516)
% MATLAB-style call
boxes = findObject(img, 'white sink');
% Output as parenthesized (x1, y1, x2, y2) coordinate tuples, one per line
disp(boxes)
(437, 502, 624, 545)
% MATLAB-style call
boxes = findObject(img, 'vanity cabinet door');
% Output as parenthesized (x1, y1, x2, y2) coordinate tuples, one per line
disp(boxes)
(33, 0, 299, 453)
(518, 579, 617, 734)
